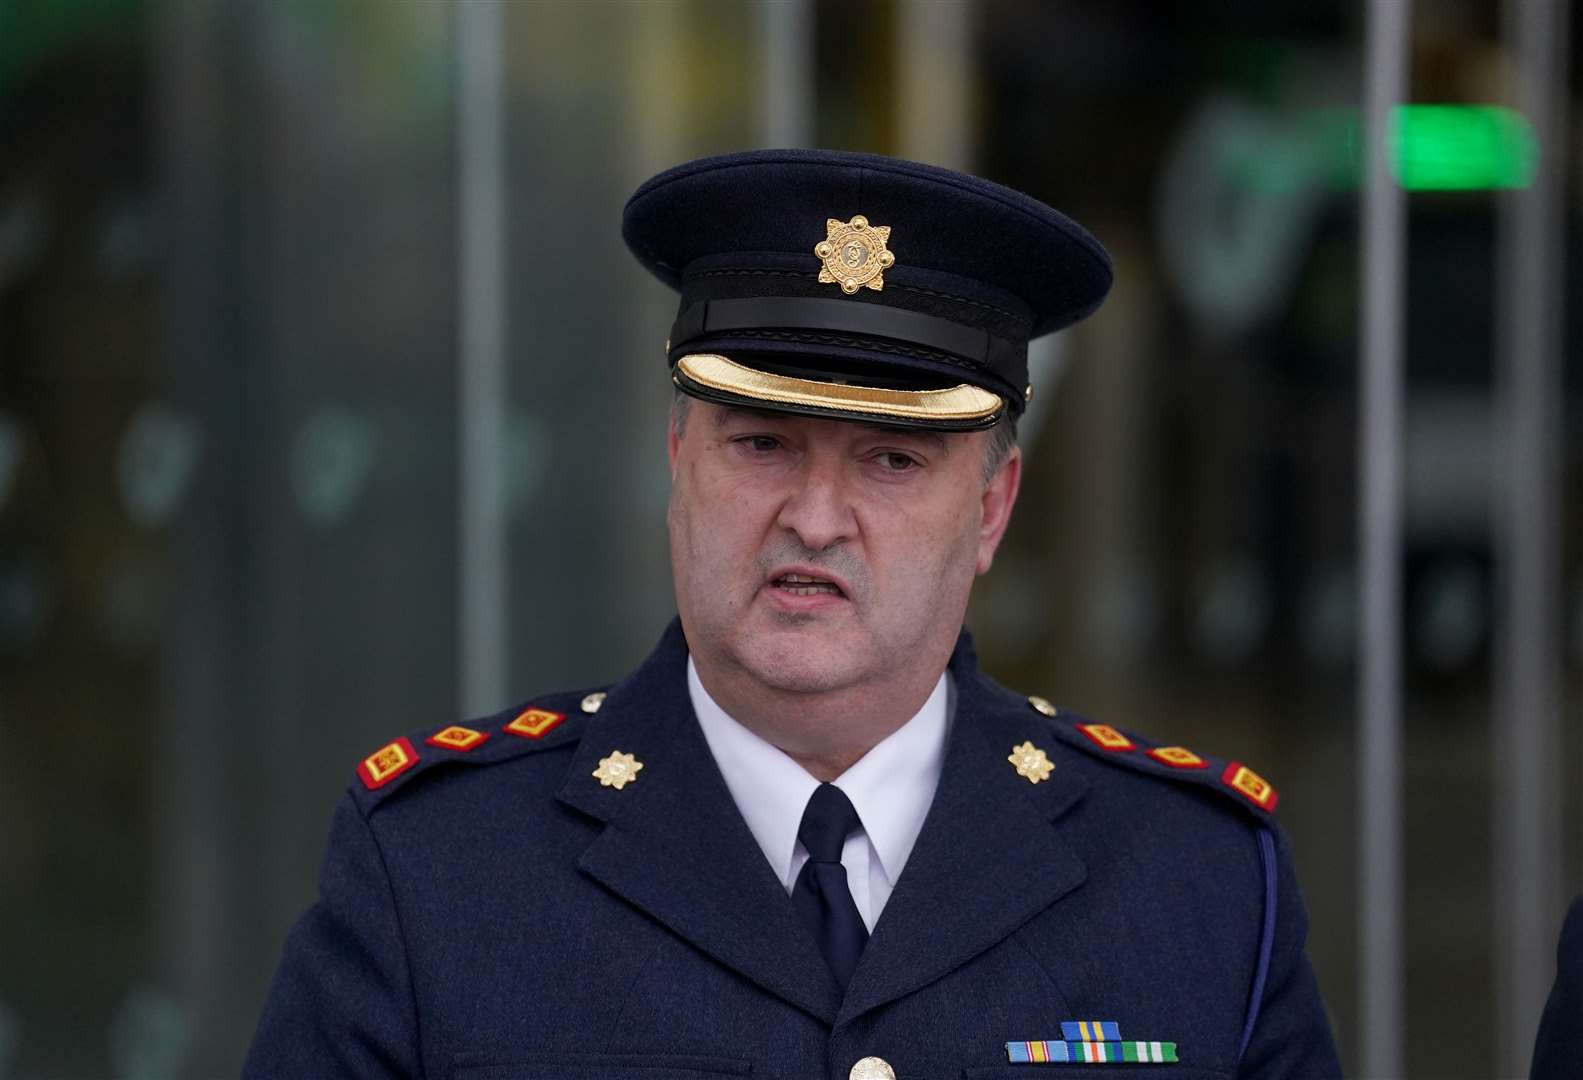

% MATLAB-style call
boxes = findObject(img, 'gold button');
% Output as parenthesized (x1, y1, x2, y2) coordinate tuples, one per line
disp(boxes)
(581, 691, 607, 714)
(1025, 382, 1034, 401)
(849, 1058, 896, 1080)
(1027, 695, 1057, 717)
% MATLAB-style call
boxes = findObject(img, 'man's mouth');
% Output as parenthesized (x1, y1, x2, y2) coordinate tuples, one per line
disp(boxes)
(770, 572, 846, 598)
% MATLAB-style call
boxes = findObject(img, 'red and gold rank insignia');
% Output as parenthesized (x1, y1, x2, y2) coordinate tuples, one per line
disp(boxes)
(814, 215, 895, 294)
(1147, 745, 1207, 770)
(426, 725, 488, 751)
(505, 707, 565, 740)
(358, 737, 419, 790)
(1077, 723, 1135, 752)
(1222, 761, 1279, 811)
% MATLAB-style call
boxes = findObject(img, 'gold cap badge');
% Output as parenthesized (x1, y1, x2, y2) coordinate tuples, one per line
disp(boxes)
(815, 215, 895, 294)
(1008, 741, 1054, 784)
(593, 750, 643, 790)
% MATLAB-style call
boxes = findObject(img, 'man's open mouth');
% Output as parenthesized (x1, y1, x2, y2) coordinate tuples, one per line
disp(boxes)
(770, 573, 846, 598)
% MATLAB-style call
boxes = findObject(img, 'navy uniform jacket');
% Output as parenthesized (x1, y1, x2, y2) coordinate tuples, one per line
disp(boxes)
(246, 621, 1340, 1079)
(1531, 895, 1583, 1079)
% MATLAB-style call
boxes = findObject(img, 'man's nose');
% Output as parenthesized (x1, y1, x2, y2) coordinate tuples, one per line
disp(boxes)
(775, 455, 857, 551)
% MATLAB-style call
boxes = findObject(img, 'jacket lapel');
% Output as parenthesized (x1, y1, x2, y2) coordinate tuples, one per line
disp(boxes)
(835, 638, 1090, 1027)
(556, 621, 842, 1024)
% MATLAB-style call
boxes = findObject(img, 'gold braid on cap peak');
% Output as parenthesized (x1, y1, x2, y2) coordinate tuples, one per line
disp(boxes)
(673, 354, 1004, 428)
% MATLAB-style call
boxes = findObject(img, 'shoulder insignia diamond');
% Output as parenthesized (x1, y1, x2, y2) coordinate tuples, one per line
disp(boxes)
(505, 707, 565, 740)
(593, 750, 643, 790)
(1027, 694, 1058, 717)
(1147, 745, 1206, 769)
(581, 691, 607, 714)
(1008, 741, 1055, 784)
(1077, 723, 1135, 752)
(426, 725, 488, 751)
(357, 737, 419, 790)
(814, 215, 895, 294)
(1223, 761, 1278, 811)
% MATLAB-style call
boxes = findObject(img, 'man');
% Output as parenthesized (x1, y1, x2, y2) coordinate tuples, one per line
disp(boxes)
(246, 150, 1340, 1078)
(1531, 895, 1583, 1079)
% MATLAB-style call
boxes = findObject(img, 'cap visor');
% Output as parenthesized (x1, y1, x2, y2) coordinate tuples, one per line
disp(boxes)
(673, 353, 1004, 431)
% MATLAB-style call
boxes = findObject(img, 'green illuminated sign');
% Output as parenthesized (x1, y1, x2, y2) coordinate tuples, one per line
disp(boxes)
(1391, 105, 1537, 190)
(1225, 104, 1539, 194)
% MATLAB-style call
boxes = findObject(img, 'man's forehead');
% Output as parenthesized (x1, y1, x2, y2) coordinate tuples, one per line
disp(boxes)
(707, 404, 954, 448)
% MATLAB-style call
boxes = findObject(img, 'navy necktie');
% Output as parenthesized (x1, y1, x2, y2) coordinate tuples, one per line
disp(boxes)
(792, 783, 869, 990)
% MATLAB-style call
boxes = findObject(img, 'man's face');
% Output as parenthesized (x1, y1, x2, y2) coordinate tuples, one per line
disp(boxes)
(667, 399, 1021, 699)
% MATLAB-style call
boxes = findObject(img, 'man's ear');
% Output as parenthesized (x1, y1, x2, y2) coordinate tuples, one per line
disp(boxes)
(976, 446, 1021, 574)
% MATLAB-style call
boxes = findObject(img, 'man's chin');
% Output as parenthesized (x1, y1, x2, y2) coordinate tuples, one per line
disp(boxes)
(732, 625, 869, 694)
(745, 664, 860, 695)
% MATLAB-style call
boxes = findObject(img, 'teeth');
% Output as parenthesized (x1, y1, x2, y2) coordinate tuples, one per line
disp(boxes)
(773, 572, 841, 597)
(774, 572, 840, 595)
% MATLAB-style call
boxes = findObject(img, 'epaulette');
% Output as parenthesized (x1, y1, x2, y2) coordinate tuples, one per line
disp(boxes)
(1019, 693, 1279, 824)
(349, 686, 611, 811)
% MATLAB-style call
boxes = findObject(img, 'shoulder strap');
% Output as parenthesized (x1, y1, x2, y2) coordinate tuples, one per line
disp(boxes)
(349, 687, 608, 813)
(1018, 694, 1281, 824)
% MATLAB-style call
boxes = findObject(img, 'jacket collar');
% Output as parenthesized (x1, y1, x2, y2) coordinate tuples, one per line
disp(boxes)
(556, 619, 1090, 1027)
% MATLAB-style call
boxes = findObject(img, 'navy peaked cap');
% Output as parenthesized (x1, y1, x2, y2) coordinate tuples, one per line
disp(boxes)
(623, 149, 1112, 431)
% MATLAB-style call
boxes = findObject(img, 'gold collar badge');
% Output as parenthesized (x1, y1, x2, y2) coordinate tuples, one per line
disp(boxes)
(1008, 741, 1054, 784)
(593, 750, 643, 790)
(815, 215, 895, 294)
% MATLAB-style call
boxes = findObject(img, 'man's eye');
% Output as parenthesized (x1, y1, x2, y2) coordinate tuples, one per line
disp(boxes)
(878, 452, 919, 471)
(738, 435, 781, 452)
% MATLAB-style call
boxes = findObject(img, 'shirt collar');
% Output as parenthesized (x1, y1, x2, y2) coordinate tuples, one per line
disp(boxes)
(832, 671, 949, 885)
(687, 656, 949, 889)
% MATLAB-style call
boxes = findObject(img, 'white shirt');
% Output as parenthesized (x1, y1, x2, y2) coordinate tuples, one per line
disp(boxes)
(688, 656, 949, 932)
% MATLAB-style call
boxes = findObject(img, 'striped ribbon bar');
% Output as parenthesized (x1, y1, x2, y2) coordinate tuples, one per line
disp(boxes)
(1060, 1021, 1121, 1042)
(1006, 1041, 1072, 1063)
(1005, 1041, 1178, 1065)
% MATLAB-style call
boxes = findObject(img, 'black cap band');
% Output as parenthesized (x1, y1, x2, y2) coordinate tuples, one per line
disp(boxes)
(667, 297, 1025, 390)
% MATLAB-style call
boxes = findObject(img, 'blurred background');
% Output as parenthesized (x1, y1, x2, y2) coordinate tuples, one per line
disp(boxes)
(0, 0, 1578, 1076)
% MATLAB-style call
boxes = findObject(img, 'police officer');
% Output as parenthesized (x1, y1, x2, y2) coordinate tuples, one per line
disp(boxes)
(1531, 895, 1583, 1079)
(245, 150, 1341, 1079)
